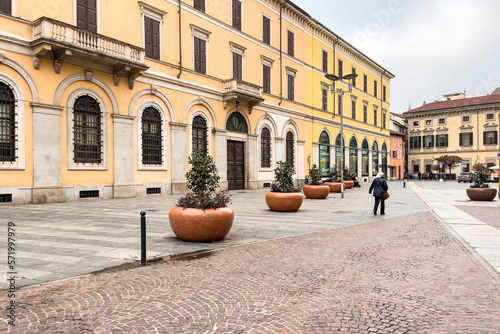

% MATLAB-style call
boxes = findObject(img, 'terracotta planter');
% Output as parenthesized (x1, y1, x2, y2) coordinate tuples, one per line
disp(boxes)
(324, 182, 343, 193)
(466, 188, 498, 201)
(344, 180, 354, 189)
(265, 191, 303, 212)
(303, 185, 330, 199)
(169, 206, 234, 242)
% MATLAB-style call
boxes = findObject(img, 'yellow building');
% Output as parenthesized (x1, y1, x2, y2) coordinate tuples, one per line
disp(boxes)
(404, 92, 500, 179)
(0, 0, 393, 205)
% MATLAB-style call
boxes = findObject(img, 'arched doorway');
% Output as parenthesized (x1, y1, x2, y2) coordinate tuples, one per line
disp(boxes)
(226, 112, 248, 190)
(319, 131, 330, 175)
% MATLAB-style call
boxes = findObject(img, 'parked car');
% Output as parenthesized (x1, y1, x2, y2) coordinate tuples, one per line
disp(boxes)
(457, 172, 474, 183)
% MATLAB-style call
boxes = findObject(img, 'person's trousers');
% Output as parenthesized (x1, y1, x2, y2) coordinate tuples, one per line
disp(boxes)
(373, 196, 385, 214)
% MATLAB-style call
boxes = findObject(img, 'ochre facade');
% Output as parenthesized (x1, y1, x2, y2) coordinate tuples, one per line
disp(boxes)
(0, 0, 393, 204)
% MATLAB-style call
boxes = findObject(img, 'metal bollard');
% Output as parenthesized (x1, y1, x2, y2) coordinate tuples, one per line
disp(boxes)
(140, 211, 146, 266)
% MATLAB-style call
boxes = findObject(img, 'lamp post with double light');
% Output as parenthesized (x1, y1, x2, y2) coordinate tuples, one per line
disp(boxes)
(325, 73, 358, 198)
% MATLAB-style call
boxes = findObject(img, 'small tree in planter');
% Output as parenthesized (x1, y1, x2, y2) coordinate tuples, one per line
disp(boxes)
(303, 164, 330, 199)
(169, 151, 234, 242)
(466, 162, 497, 201)
(266, 161, 303, 211)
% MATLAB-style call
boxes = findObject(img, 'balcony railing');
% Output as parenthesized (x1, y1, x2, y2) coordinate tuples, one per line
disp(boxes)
(223, 79, 262, 98)
(32, 17, 145, 64)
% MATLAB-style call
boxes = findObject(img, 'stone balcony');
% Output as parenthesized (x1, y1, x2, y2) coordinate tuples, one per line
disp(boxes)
(31, 17, 148, 86)
(222, 79, 264, 113)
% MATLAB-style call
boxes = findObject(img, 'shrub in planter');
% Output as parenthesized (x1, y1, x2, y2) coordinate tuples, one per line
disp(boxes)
(466, 162, 497, 201)
(266, 161, 303, 211)
(303, 164, 330, 199)
(169, 151, 233, 242)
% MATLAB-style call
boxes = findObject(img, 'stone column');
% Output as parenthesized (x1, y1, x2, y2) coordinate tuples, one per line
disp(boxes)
(214, 129, 228, 190)
(112, 114, 136, 198)
(247, 133, 259, 189)
(297, 139, 306, 185)
(30, 102, 64, 204)
(170, 122, 187, 194)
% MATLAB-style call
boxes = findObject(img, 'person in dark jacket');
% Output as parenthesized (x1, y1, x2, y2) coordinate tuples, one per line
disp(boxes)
(369, 172, 388, 215)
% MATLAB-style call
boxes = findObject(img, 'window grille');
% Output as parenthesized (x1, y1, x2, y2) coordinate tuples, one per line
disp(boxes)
(0, 82, 17, 162)
(80, 190, 99, 198)
(192, 115, 207, 154)
(142, 107, 163, 165)
(226, 112, 248, 133)
(286, 131, 294, 165)
(261, 127, 271, 168)
(146, 187, 161, 194)
(73, 95, 102, 164)
(0, 194, 12, 202)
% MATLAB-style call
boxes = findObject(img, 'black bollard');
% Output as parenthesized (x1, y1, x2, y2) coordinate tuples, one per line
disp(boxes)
(140, 211, 146, 266)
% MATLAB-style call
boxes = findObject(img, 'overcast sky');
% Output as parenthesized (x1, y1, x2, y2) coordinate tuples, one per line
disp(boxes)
(289, 0, 500, 113)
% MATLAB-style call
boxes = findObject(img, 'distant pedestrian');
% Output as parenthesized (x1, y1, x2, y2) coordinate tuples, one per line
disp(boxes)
(418, 172, 421, 180)
(369, 172, 388, 215)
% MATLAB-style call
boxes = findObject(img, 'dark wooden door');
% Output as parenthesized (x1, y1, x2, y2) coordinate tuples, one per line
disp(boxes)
(227, 140, 245, 190)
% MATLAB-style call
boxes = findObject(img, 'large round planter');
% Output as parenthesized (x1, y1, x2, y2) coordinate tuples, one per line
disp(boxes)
(169, 206, 234, 242)
(324, 182, 343, 193)
(265, 191, 303, 212)
(466, 188, 498, 201)
(303, 185, 330, 199)
(344, 180, 354, 189)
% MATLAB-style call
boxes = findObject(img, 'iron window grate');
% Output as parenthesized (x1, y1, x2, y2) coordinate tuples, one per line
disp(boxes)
(141, 107, 163, 165)
(146, 187, 161, 194)
(80, 190, 99, 198)
(0, 194, 12, 202)
(0, 82, 17, 162)
(73, 95, 103, 164)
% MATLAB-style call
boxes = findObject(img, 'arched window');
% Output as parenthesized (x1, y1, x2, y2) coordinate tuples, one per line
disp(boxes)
(372, 141, 379, 175)
(335, 134, 344, 169)
(192, 115, 207, 154)
(141, 106, 162, 165)
(381, 142, 388, 176)
(73, 95, 102, 164)
(285, 131, 294, 165)
(0, 82, 16, 162)
(226, 112, 248, 133)
(261, 127, 271, 168)
(349, 137, 358, 175)
(362, 139, 369, 176)
(319, 131, 330, 175)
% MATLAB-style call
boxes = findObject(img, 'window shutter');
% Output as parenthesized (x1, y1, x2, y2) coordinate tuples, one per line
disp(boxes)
(263, 16, 270, 45)
(431, 135, 434, 147)
(445, 134, 448, 147)
(495, 131, 498, 144)
(144, 17, 160, 59)
(469, 132, 473, 146)
(233, 53, 242, 80)
(0, 0, 11, 14)
(232, 0, 241, 30)
(77, 0, 97, 33)
(459, 133, 462, 146)
(194, 0, 205, 12)
(322, 50, 328, 73)
(483, 131, 486, 145)
(287, 31, 294, 57)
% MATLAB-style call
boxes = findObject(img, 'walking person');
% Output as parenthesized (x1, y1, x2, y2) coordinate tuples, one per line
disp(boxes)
(369, 172, 388, 215)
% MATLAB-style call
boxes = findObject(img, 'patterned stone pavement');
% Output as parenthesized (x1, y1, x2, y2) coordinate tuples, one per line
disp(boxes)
(2, 210, 500, 333)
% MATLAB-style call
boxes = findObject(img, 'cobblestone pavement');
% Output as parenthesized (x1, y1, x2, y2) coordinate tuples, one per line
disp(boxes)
(2, 211, 500, 333)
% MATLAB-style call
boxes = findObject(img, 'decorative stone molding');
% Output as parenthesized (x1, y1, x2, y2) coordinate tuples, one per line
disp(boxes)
(54, 60, 62, 74)
(128, 77, 135, 90)
(33, 56, 41, 70)
(85, 71, 93, 81)
(113, 74, 120, 86)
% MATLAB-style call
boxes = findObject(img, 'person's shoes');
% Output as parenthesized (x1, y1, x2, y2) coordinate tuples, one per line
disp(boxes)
(373, 211, 377, 215)
(381, 213, 385, 215)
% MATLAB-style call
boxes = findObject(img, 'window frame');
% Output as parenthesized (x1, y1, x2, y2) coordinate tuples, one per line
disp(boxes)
(373, 106, 378, 126)
(383, 85, 387, 102)
(287, 29, 294, 57)
(285, 130, 295, 166)
(373, 79, 378, 98)
(0, 75, 24, 170)
(363, 102, 368, 123)
(262, 14, 271, 45)
(410, 136, 421, 149)
(462, 115, 470, 123)
(230, 42, 246, 80)
(66, 89, 108, 170)
(322, 84, 328, 111)
(191, 114, 209, 155)
(0, 0, 12, 15)
(436, 134, 448, 148)
(191, 25, 211, 75)
(438, 118, 446, 125)
(193, 0, 205, 12)
(351, 67, 357, 88)
(338, 58, 343, 79)
(138, 102, 167, 170)
(459, 132, 473, 147)
(232, 0, 242, 31)
(483, 131, 498, 145)
(351, 97, 357, 120)
(261, 56, 273, 95)
(423, 134, 434, 148)
(363, 74, 368, 92)
(286, 68, 296, 101)
(322, 49, 328, 73)
(260, 126, 272, 169)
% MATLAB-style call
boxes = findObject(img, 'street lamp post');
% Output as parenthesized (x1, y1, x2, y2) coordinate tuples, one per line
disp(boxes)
(325, 73, 357, 199)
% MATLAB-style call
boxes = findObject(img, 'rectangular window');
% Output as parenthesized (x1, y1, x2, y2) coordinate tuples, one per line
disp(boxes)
(287, 74, 294, 101)
(233, 53, 242, 80)
(262, 64, 271, 94)
(413, 121, 419, 127)
(322, 50, 328, 73)
(392, 150, 397, 158)
(373, 80, 378, 97)
(486, 113, 494, 120)
(73, 108, 102, 163)
(462, 115, 470, 122)
(144, 17, 160, 60)
(424, 135, 434, 148)
(484, 131, 498, 145)
(194, 0, 205, 12)
(374, 108, 377, 126)
(382, 112, 387, 129)
(262, 15, 270, 45)
(351, 100, 356, 119)
(438, 118, 445, 124)
(338, 59, 343, 79)
(363, 74, 368, 92)
(0, 0, 11, 15)
(383, 85, 387, 102)
(425, 119, 432, 126)
(232, 0, 241, 30)
(436, 134, 448, 147)
(287, 30, 294, 57)
(459, 132, 473, 146)
(77, 0, 97, 33)
(322, 87, 328, 111)
(351, 67, 356, 88)
(363, 104, 368, 123)
(194, 36, 206, 74)
(410, 136, 421, 149)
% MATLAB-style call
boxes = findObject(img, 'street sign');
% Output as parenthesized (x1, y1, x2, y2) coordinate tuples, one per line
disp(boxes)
(497, 152, 500, 159)
(439, 162, 443, 168)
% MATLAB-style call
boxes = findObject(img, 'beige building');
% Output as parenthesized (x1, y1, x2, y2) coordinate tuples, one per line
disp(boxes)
(403, 92, 500, 179)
